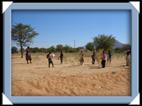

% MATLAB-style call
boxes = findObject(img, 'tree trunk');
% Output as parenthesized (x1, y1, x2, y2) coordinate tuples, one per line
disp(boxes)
(20, 45, 23, 58)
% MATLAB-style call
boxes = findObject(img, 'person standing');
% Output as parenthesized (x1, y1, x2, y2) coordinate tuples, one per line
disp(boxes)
(101, 50, 107, 68)
(59, 50, 64, 64)
(25, 46, 32, 64)
(79, 50, 84, 65)
(47, 52, 54, 68)
(126, 50, 131, 66)
(91, 50, 96, 64)
(107, 50, 112, 65)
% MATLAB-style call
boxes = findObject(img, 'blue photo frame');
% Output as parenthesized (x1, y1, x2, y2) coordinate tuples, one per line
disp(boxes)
(3, 2, 139, 104)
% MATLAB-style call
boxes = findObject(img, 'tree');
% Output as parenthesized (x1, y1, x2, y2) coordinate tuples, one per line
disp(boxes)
(47, 46, 56, 52)
(11, 46, 18, 54)
(30, 47, 39, 53)
(93, 34, 115, 51)
(12, 23, 38, 58)
(62, 45, 69, 52)
(121, 44, 131, 51)
(85, 42, 94, 51)
(114, 44, 131, 53)
(114, 48, 122, 53)
(56, 44, 63, 52)
(40, 48, 47, 53)
(63, 45, 76, 53)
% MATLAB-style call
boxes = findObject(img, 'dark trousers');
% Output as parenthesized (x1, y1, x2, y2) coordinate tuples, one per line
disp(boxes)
(92, 59, 95, 64)
(101, 60, 106, 68)
(48, 60, 54, 68)
(108, 56, 112, 63)
(26, 54, 32, 64)
(60, 57, 63, 64)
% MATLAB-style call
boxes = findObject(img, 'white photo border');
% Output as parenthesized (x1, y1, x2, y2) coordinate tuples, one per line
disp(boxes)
(3, 2, 139, 104)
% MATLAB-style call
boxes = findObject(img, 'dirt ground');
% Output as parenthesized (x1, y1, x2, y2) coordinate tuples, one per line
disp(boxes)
(12, 53, 131, 96)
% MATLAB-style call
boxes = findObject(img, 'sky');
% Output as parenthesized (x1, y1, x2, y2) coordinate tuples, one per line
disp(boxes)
(12, 10, 131, 48)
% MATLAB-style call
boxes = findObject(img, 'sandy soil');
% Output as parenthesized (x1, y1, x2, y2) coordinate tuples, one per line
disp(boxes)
(12, 53, 130, 96)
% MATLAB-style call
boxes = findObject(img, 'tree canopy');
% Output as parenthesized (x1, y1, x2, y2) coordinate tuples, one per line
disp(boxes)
(85, 42, 94, 51)
(93, 34, 115, 51)
(12, 23, 38, 57)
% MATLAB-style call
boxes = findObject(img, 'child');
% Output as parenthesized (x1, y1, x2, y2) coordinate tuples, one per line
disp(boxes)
(79, 50, 84, 65)
(25, 46, 32, 64)
(59, 50, 64, 64)
(126, 50, 131, 66)
(91, 50, 96, 64)
(101, 50, 107, 68)
(107, 50, 112, 65)
(47, 52, 54, 68)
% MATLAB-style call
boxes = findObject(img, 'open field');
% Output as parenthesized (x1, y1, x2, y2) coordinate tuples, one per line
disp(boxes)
(12, 53, 130, 96)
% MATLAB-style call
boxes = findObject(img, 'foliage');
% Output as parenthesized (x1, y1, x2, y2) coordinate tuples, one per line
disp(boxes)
(114, 44, 131, 53)
(56, 44, 63, 52)
(93, 34, 115, 51)
(47, 46, 56, 53)
(85, 42, 94, 51)
(12, 23, 38, 57)
(11, 46, 18, 54)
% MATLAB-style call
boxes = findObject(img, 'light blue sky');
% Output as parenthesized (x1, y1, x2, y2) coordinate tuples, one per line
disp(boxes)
(12, 10, 131, 48)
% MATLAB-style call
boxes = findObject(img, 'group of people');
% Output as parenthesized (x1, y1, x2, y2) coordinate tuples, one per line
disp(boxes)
(46, 50, 63, 68)
(79, 50, 112, 68)
(25, 46, 63, 67)
(25, 46, 130, 68)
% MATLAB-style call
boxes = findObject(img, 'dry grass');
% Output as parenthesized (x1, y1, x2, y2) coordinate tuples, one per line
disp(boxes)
(12, 53, 131, 96)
